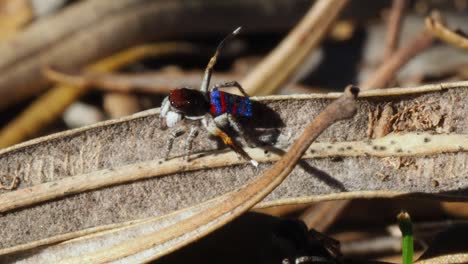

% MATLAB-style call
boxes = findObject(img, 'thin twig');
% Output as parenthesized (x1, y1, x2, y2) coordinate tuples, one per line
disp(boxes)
(383, 0, 407, 60)
(242, 0, 349, 95)
(425, 12, 468, 50)
(361, 30, 434, 90)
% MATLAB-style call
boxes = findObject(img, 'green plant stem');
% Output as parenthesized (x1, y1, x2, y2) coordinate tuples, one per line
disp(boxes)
(398, 211, 414, 264)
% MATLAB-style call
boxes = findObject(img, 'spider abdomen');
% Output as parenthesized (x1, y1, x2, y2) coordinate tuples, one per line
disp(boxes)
(209, 89, 252, 117)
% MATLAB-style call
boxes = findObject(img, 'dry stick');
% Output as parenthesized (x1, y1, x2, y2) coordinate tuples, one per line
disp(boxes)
(242, 0, 349, 96)
(383, 0, 407, 60)
(0, 0, 310, 111)
(59, 86, 359, 263)
(0, 43, 195, 149)
(425, 13, 468, 50)
(361, 30, 434, 90)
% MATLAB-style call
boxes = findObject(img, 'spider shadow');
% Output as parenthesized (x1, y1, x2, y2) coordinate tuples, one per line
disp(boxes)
(209, 100, 284, 149)
(259, 146, 347, 192)
(243, 101, 285, 145)
(214, 101, 346, 192)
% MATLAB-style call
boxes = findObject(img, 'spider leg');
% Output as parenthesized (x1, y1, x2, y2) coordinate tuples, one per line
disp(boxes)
(216, 113, 255, 148)
(159, 96, 171, 130)
(184, 126, 199, 161)
(203, 115, 258, 167)
(213, 113, 229, 127)
(200, 27, 241, 93)
(164, 127, 185, 160)
(212, 81, 249, 97)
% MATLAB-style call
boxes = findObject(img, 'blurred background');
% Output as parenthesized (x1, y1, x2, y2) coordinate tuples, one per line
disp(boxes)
(0, 0, 467, 263)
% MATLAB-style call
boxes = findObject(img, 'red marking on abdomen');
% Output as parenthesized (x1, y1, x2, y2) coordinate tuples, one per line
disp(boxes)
(231, 103, 238, 115)
(210, 103, 216, 115)
(219, 91, 226, 113)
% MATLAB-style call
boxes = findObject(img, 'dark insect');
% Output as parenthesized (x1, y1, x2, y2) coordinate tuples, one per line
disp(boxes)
(268, 219, 342, 264)
(160, 27, 258, 166)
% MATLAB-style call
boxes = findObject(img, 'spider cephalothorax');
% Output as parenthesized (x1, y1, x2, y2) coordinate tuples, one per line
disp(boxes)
(168, 88, 210, 117)
(160, 27, 258, 167)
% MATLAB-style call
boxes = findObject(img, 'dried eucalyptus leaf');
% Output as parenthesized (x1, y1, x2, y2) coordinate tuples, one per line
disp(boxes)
(0, 82, 467, 256)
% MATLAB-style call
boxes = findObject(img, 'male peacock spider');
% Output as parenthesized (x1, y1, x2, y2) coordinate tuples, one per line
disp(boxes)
(160, 27, 259, 167)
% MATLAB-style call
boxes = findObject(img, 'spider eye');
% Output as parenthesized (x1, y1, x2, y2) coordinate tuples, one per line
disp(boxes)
(169, 88, 209, 116)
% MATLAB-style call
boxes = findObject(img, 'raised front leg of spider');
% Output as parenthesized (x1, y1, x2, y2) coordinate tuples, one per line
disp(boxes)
(160, 27, 259, 167)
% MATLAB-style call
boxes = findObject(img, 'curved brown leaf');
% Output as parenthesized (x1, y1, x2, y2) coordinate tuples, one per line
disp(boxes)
(0, 82, 467, 260)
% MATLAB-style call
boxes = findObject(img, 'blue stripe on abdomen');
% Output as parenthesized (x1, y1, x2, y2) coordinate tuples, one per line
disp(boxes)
(210, 90, 252, 117)
(236, 97, 252, 117)
(210, 90, 222, 115)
